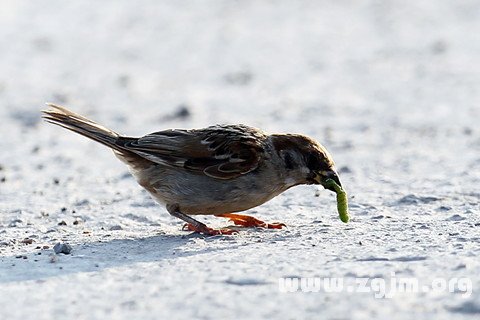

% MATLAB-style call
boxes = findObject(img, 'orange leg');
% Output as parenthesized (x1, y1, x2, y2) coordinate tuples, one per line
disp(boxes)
(182, 223, 239, 236)
(167, 204, 238, 236)
(215, 213, 286, 229)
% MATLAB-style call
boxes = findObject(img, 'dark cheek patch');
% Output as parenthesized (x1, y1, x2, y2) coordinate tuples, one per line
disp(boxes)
(283, 152, 295, 170)
(306, 152, 320, 171)
(306, 151, 330, 172)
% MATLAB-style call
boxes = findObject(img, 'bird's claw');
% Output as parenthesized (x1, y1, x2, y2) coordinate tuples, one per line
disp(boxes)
(182, 223, 239, 236)
(263, 222, 287, 229)
(215, 213, 286, 229)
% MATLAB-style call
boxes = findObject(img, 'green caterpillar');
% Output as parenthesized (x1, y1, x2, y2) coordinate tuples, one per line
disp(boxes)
(325, 178, 350, 223)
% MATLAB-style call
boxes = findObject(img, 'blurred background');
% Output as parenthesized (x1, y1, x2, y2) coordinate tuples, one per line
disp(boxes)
(0, 1, 479, 319)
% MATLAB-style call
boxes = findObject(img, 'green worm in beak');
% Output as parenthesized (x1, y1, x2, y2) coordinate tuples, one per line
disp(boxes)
(324, 178, 350, 223)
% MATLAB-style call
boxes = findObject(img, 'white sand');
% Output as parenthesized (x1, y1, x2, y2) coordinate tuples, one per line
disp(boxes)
(1, 1, 479, 319)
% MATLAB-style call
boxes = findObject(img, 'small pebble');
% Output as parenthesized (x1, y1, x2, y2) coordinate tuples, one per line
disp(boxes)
(172, 105, 191, 119)
(338, 166, 352, 174)
(21, 238, 34, 244)
(446, 214, 466, 221)
(58, 220, 67, 226)
(8, 219, 23, 227)
(109, 225, 123, 231)
(53, 243, 72, 254)
(454, 263, 467, 270)
(162, 104, 192, 121)
(437, 206, 452, 211)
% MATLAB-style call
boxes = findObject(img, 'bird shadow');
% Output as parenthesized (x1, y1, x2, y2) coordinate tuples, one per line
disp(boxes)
(0, 233, 238, 284)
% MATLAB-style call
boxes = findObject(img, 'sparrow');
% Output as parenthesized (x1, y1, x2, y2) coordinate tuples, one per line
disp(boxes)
(42, 104, 343, 235)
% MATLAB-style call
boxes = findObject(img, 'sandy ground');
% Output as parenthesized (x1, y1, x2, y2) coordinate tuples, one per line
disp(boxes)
(1, 1, 480, 319)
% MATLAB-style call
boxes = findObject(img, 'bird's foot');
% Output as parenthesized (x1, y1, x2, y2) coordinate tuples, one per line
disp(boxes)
(182, 223, 239, 236)
(215, 213, 286, 229)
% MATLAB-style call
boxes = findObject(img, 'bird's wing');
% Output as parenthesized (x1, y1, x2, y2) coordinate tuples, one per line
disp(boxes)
(116, 125, 267, 179)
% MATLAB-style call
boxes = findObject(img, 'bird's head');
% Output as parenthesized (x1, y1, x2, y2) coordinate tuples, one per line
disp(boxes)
(271, 134, 341, 192)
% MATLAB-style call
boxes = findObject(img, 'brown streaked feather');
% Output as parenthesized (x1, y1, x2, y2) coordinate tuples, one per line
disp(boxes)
(117, 125, 267, 179)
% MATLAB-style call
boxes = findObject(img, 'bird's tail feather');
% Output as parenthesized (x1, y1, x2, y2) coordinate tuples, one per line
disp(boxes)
(42, 103, 122, 151)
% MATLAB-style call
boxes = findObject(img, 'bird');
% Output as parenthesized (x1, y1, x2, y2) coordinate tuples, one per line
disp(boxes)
(42, 103, 343, 235)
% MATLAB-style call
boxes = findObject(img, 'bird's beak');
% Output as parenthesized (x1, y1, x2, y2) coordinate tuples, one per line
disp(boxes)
(318, 169, 342, 192)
